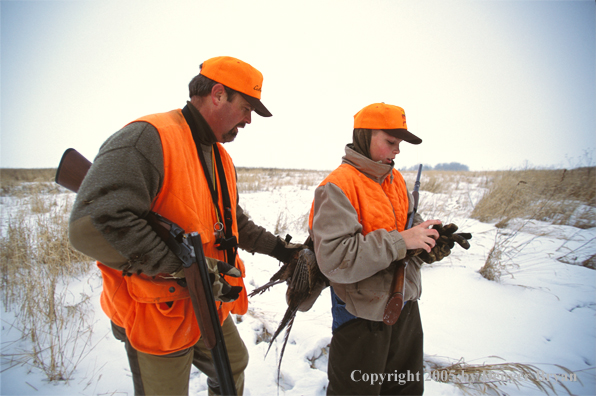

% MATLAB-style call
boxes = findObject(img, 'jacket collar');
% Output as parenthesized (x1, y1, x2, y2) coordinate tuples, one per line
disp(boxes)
(342, 144, 394, 184)
(186, 101, 218, 146)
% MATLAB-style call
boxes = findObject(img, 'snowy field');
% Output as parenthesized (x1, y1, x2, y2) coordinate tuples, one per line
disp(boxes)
(1, 170, 595, 396)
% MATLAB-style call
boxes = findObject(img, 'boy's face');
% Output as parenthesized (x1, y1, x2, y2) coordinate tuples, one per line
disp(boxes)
(370, 129, 402, 164)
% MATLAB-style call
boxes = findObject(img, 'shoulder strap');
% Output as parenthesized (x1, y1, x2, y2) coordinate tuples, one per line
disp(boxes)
(181, 105, 238, 266)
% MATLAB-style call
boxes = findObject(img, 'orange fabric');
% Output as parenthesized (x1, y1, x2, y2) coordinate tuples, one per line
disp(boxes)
(309, 163, 409, 235)
(200, 56, 264, 100)
(353, 103, 408, 130)
(99, 109, 247, 355)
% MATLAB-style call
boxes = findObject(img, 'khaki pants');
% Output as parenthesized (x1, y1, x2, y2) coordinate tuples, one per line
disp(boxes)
(112, 315, 249, 396)
(327, 301, 424, 395)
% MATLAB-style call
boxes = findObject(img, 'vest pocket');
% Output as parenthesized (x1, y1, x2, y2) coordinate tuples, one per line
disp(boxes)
(126, 274, 190, 303)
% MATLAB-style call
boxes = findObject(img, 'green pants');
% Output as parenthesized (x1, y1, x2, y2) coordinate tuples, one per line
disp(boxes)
(112, 315, 249, 396)
(327, 301, 424, 395)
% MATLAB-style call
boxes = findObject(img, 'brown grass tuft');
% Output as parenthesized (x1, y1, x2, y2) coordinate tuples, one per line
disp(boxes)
(426, 356, 577, 395)
(471, 168, 595, 229)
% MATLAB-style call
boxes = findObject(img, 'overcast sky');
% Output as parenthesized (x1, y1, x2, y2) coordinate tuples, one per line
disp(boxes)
(1, 0, 594, 171)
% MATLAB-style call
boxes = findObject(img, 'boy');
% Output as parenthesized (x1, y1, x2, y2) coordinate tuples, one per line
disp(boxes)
(308, 103, 440, 395)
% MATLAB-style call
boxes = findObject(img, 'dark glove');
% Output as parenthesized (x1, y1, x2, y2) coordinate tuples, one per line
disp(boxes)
(417, 242, 452, 263)
(412, 223, 472, 264)
(434, 223, 472, 250)
(205, 257, 243, 302)
(270, 235, 305, 264)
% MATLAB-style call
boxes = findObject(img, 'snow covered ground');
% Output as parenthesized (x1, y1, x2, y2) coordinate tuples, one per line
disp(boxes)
(1, 174, 595, 396)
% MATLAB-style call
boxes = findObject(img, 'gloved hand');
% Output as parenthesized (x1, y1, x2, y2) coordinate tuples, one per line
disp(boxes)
(412, 223, 472, 264)
(169, 258, 242, 302)
(435, 223, 472, 249)
(205, 257, 243, 302)
(270, 235, 306, 264)
(417, 242, 451, 263)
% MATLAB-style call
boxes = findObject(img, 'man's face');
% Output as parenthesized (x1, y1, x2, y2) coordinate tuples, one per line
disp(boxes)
(370, 130, 402, 164)
(213, 92, 254, 143)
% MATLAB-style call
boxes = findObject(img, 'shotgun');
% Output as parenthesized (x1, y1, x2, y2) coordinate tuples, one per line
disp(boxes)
(383, 164, 422, 326)
(55, 148, 237, 395)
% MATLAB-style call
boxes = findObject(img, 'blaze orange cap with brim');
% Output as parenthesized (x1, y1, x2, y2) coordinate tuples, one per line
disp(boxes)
(200, 56, 272, 117)
(354, 103, 422, 144)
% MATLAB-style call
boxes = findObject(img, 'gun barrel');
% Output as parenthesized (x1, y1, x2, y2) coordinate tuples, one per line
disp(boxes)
(187, 233, 237, 395)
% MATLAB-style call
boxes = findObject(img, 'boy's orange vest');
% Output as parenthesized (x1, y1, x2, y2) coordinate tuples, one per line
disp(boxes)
(98, 109, 247, 355)
(309, 163, 409, 234)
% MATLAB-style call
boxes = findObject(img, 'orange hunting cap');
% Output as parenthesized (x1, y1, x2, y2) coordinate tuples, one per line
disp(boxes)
(354, 103, 422, 144)
(200, 56, 272, 117)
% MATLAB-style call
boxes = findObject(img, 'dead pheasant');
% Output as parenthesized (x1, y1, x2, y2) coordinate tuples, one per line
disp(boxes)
(249, 237, 328, 383)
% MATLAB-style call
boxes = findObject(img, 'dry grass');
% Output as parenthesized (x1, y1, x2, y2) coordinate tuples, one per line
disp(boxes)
(1, 168, 59, 197)
(474, 167, 595, 281)
(1, 168, 63, 198)
(274, 211, 289, 235)
(1, 189, 95, 382)
(471, 168, 595, 229)
(1, 168, 56, 183)
(236, 167, 329, 193)
(426, 356, 577, 396)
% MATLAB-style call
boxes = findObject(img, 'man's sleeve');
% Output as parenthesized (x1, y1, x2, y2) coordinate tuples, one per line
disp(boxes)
(68, 122, 181, 276)
(236, 203, 279, 256)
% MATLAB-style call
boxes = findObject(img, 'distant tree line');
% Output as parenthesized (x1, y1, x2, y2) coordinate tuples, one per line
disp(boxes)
(401, 162, 469, 171)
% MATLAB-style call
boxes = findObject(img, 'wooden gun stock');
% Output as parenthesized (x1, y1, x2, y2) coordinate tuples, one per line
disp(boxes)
(55, 148, 92, 193)
(383, 261, 406, 325)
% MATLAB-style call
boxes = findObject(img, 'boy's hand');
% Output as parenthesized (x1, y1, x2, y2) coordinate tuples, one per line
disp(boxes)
(409, 223, 473, 264)
(401, 219, 442, 252)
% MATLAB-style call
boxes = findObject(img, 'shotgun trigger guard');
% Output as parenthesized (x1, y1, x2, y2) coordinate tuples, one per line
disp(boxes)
(177, 239, 195, 268)
(151, 212, 195, 268)
(164, 232, 194, 268)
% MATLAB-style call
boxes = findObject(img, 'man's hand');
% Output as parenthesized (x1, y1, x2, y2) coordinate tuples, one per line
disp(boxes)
(270, 235, 306, 264)
(401, 219, 442, 252)
(205, 257, 243, 302)
(170, 258, 242, 302)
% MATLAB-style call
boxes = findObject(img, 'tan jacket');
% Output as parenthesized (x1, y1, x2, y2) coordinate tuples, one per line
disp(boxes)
(309, 145, 424, 322)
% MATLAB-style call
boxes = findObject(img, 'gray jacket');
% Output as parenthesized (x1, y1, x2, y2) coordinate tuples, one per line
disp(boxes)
(309, 145, 424, 322)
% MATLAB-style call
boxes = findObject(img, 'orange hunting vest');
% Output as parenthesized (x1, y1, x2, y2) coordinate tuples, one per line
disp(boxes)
(98, 109, 247, 355)
(309, 163, 409, 234)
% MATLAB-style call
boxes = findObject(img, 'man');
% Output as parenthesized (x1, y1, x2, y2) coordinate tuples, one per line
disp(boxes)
(309, 103, 442, 395)
(69, 56, 301, 395)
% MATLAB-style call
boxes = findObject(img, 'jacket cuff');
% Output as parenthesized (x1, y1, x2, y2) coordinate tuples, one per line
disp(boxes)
(261, 233, 280, 255)
(388, 229, 408, 261)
